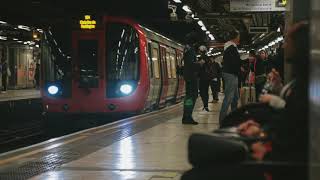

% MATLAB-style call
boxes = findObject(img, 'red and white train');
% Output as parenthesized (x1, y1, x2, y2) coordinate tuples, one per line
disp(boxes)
(41, 16, 185, 115)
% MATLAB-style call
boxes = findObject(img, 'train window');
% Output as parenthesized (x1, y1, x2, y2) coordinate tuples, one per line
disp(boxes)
(147, 42, 154, 78)
(151, 48, 160, 79)
(106, 23, 140, 81)
(166, 51, 172, 78)
(170, 53, 177, 79)
(78, 40, 99, 88)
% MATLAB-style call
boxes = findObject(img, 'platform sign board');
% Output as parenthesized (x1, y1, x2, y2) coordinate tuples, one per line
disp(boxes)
(230, 0, 286, 12)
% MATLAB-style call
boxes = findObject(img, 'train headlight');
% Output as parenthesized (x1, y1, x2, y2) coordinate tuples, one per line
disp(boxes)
(48, 85, 59, 95)
(120, 84, 133, 95)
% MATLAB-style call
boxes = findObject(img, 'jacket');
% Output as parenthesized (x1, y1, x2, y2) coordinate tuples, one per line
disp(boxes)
(183, 45, 201, 81)
(222, 41, 241, 76)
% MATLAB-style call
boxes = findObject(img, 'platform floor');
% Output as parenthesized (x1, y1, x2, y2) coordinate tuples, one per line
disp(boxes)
(0, 89, 40, 102)
(0, 96, 222, 180)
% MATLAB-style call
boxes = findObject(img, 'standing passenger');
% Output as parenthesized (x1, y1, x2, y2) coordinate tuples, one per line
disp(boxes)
(1, 49, 8, 93)
(34, 62, 40, 89)
(219, 30, 241, 124)
(210, 57, 222, 103)
(198, 45, 211, 112)
(182, 32, 204, 125)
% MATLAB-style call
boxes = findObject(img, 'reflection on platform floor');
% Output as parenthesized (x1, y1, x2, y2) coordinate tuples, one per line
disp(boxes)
(30, 98, 220, 180)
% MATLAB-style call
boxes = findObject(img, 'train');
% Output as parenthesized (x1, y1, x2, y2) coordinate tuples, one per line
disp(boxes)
(40, 16, 186, 116)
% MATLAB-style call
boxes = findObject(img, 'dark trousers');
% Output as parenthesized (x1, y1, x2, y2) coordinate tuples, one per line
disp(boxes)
(255, 80, 266, 101)
(183, 80, 198, 121)
(199, 79, 210, 108)
(2, 75, 7, 91)
(210, 79, 220, 100)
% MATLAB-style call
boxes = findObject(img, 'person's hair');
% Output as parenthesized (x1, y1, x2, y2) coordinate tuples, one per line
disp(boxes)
(185, 32, 198, 45)
(229, 30, 240, 41)
(249, 49, 256, 56)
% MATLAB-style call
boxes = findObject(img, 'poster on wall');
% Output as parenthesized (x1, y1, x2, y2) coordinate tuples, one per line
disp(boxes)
(230, 0, 287, 12)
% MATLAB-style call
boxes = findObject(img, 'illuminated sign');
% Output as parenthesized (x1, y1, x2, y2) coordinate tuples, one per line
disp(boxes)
(230, 0, 286, 12)
(79, 15, 96, 29)
(276, 0, 287, 7)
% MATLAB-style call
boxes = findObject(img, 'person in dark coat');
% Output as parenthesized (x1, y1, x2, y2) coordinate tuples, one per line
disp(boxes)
(34, 62, 40, 89)
(182, 32, 204, 125)
(1, 49, 8, 93)
(198, 45, 211, 112)
(255, 51, 267, 101)
(219, 30, 241, 124)
(209, 57, 222, 103)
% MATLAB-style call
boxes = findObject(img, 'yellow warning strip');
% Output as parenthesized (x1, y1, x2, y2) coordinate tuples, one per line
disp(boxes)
(0, 136, 87, 166)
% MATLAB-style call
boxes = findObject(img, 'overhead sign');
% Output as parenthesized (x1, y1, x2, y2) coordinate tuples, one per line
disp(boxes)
(230, 0, 286, 12)
(79, 15, 96, 30)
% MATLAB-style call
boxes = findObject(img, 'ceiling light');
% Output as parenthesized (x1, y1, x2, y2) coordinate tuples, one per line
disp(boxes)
(206, 31, 210, 34)
(277, 27, 281, 32)
(173, 0, 182, 3)
(201, 26, 207, 31)
(0, 21, 7, 24)
(197, 20, 204, 27)
(182, 5, 192, 13)
(18, 25, 31, 31)
(209, 34, 215, 41)
(0, 36, 7, 40)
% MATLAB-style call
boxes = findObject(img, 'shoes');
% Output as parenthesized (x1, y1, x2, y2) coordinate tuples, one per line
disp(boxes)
(182, 119, 199, 125)
(203, 107, 210, 112)
(211, 99, 218, 103)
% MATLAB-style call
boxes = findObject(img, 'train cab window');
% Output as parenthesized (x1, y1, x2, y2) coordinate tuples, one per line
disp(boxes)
(41, 31, 72, 97)
(170, 53, 177, 79)
(78, 40, 99, 88)
(106, 23, 139, 81)
(151, 48, 160, 79)
(105, 23, 140, 97)
(166, 51, 172, 79)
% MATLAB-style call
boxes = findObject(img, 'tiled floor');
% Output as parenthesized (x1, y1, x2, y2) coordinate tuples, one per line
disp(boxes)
(30, 97, 221, 180)
(0, 89, 40, 101)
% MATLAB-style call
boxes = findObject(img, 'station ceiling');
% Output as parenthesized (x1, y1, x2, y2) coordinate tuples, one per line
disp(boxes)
(1, 0, 285, 51)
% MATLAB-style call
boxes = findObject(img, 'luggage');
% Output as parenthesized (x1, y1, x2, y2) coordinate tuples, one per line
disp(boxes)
(240, 86, 256, 106)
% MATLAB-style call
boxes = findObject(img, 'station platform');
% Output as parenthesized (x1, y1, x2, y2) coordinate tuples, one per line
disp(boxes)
(0, 97, 221, 180)
(0, 89, 40, 102)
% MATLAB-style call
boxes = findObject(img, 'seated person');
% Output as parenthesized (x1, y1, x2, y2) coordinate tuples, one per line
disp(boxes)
(236, 21, 309, 163)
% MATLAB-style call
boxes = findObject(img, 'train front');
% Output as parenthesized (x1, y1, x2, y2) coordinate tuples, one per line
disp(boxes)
(41, 15, 149, 115)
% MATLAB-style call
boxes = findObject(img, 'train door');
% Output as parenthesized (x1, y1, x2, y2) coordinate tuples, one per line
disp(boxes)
(72, 31, 105, 112)
(145, 41, 161, 110)
(158, 45, 168, 108)
(166, 48, 178, 103)
(175, 50, 185, 102)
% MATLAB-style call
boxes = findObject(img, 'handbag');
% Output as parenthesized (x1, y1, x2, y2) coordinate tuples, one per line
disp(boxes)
(7, 68, 11, 77)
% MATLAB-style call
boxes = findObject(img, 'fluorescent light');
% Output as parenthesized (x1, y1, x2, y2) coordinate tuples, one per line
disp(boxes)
(277, 27, 281, 32)
(37, 29, 43, 33)
(201, 26, 207, 31)
(173, 0, 182, 3)
(0, 36, 7, 40)
(206, 31, 210, 34)
(182, 5, 192, 13)
(197, 20, 204, 27)
(18, 25, 31, 31)
(13, 38, 18, 41)
(0, 21, 7, 24)
(209, 34, 215, 40)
